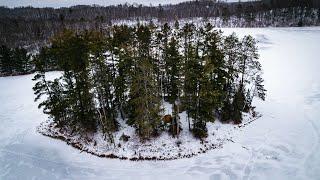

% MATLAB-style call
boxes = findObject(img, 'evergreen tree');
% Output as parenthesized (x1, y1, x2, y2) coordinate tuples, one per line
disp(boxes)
(197, 25, 226, 125)
(87, 30, 118, 142)
(165, 36, 182, 103)
(185, 25, 219, 138)
(37, 47, 58, 71)
(112, 25, 135, 120)
(222, 35, 264, 123)
(33, 56, 67, 127)
(161, 23, 171, 98)
(221, 33, 241, 122)
(0, 46, 33, 75)
(129, 25, 162, 139)
(184, 34, 204, 137)
(51, 30, 97, 132)
(153, 24, 165, 99)
(181, 23, 196, 131)
(12, 47, 32, 74)
(0, 45, 13, 75)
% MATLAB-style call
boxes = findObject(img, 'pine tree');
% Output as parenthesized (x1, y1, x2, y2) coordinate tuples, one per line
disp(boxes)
(12, 47, 32, 74)
(221, 33, 241, 122)
(112, 25, 135, 120)
(181, 23, 196, 131)
(33, 56, 67, 127)
(87, 30, 118, 142)
(153, 24, 165, 100)
(165, 36, 182, 103)
(51, 30, 97, 132)
(198, 25, 226, 124)
(161, 23, 171, 98)
(223, 35, 264, 123)
(183, 34, 204, 137)
(129, 25, 162, 139)
(37, 47, 58, 71)
(0, 45, 13, 75)
(239, 35, 261, 105)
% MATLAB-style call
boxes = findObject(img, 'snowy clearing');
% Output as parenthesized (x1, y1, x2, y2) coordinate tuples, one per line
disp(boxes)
(1, 27, 320, 179)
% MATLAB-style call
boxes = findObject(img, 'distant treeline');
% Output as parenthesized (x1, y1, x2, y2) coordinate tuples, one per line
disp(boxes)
(262, 0, 320, 8)
(0, 45, 33, 76)
(0, 44, 60, 76)
(1, 0, 319, 49)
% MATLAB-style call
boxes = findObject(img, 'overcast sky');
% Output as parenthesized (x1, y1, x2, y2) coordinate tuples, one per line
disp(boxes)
(0, 0, 245, 8)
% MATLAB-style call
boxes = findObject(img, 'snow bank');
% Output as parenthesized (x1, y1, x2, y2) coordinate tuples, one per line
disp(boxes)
(37, 102, 259, 160)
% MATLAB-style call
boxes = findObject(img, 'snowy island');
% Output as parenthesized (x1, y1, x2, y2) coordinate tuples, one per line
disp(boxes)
(1, 0, 320, 178)
(28, 22, 266, 160)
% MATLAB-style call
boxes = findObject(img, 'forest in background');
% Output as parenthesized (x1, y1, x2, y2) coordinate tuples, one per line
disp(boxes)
(0, 0, 319, 50)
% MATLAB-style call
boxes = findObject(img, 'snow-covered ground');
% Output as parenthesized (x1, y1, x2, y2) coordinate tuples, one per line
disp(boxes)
(1, 27, 320, 179)
(37, 101, 256, 160)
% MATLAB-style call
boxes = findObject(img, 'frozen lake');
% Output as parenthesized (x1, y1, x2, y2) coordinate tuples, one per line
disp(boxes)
(1, 27, 320, 180)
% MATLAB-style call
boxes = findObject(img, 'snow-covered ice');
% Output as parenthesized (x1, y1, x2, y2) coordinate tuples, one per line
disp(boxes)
(1, 27, 320, 179)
